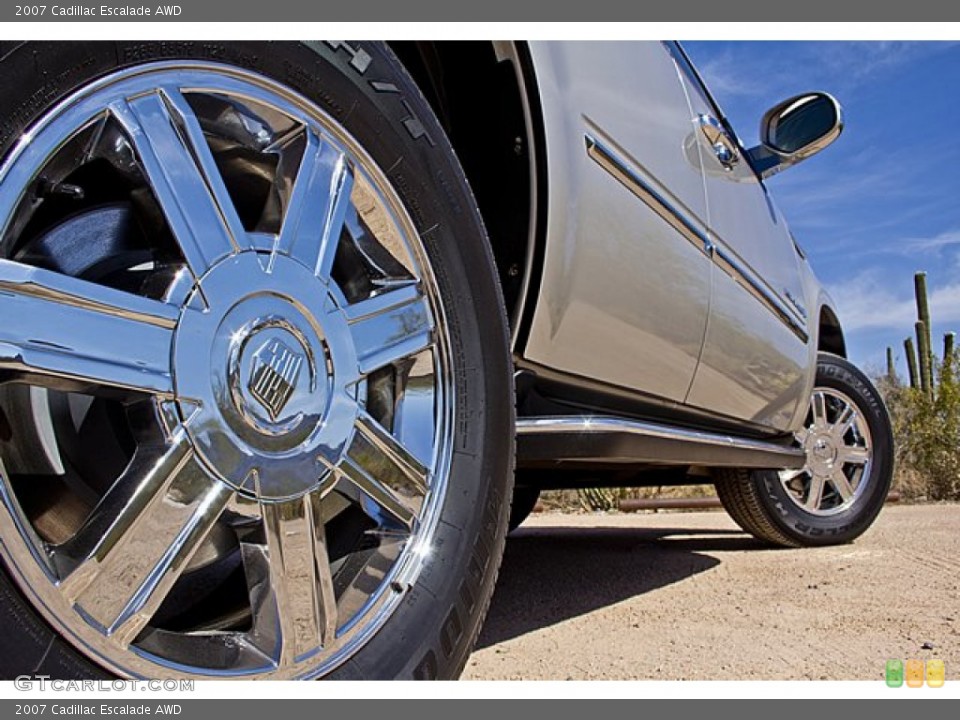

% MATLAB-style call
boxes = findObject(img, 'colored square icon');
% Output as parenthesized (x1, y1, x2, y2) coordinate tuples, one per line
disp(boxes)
(927, 659, 945, 688)
(886, 659, 904, 687)
(906, 659, 924, 687)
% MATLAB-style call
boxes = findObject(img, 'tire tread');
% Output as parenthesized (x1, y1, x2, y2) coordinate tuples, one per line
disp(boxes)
(715, 468, 801, 548)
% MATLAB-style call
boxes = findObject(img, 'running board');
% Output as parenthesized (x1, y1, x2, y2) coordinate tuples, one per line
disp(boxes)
(516, 416, 804, 470)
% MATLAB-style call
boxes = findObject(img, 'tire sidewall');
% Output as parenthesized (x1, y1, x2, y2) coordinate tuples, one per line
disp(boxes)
(0, 41, 513, 680)
(756, 354, 894, 546)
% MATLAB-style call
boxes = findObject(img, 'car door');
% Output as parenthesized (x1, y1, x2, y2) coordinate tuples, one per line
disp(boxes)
(671, 44, 811, 431)
(522, 42, 712, 403)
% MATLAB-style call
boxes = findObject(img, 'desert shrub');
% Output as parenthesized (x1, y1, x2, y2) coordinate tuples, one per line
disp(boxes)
(541, 484, 717, 513)
(880, 353, 960, 501)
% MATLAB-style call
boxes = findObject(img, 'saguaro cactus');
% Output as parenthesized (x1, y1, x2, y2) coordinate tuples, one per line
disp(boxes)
(904, 336, 920, 390)
(944, 332, 956, 385)
(915, 273, 934, 395)
(917, 320, 933, 396)
(889, 272, 956, 396)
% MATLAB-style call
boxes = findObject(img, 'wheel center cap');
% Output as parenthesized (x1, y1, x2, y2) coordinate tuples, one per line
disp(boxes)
(247, 336, 306, 420)
(171, 253, 360, 501)
(230, 324, 321, 435)
(808, 434, 838, 471)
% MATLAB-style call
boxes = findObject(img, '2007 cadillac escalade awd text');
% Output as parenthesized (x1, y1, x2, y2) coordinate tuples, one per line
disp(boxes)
(0, 41, 892, 680)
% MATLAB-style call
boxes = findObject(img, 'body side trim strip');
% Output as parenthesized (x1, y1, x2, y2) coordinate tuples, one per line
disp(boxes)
(584, 133, 808, 343)
(584, 133, 713, 257)
(712, 245, 809, 342)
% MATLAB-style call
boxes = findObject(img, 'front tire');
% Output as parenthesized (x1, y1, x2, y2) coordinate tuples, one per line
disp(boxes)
(716, 353, 893, 547)
(0, 42, 513, 680)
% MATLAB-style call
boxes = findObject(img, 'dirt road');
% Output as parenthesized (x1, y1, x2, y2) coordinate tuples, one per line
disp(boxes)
(464, 504, 959, 680)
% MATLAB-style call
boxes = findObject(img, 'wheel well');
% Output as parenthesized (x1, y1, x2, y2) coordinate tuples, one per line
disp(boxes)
(818, 305, 847, 358)
(389, 41, 535, 333)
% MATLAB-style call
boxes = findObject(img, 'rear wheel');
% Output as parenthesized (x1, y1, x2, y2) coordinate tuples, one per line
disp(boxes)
(716, 353, 893, 547)
(0, 42, 513, 680)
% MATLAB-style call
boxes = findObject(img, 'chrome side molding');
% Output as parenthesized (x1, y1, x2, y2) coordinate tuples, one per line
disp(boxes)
(712, 245, 809, 343)
(585, 133, 808, 343)
(516, 415, 805, 470)
(584, 134, 713, 258)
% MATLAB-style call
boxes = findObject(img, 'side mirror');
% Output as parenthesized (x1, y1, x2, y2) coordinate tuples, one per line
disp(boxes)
(748, 92, 843, 179)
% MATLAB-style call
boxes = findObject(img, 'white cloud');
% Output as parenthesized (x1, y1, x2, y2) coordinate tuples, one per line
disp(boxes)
(817, 42, 960, 89)
(692, 41, 957, 108)
(695, 50, 777, 100)
(900, 229, 960, 252)
(829, 271, 960, 333)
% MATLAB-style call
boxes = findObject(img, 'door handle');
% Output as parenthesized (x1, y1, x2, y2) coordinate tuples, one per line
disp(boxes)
(697, 114, 740, 170)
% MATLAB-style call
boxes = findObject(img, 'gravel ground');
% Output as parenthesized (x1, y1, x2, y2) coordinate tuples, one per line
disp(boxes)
(464, 504, 959, 680)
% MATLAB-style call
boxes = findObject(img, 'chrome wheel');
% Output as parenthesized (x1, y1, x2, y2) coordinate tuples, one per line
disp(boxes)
(779, 387, 873, 516)
(0, 62, 453, 678)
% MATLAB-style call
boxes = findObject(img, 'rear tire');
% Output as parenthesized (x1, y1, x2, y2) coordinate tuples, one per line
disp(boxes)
(716, 353, 893, 547)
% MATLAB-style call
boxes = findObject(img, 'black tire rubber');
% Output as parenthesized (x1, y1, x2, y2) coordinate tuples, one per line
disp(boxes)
(0, 41, 514, 680)
(507, 486, 540, 533)
(715, 353, 893, 548)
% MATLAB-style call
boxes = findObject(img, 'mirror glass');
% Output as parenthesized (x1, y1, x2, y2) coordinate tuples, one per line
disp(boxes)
(766, 94, 837, 155)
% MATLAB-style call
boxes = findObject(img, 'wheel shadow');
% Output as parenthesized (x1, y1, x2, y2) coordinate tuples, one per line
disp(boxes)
(475, 523, 768, 649)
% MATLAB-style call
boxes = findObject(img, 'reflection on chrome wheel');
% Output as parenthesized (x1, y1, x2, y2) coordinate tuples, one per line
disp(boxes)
(780, 388, 873, 516)
(0, 46, 511, 681)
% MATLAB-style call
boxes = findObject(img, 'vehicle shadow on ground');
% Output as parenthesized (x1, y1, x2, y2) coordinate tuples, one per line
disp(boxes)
(475, 524, 768, 649)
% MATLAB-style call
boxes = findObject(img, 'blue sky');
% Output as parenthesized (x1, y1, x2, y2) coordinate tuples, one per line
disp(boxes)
(683, 41, 960, 376)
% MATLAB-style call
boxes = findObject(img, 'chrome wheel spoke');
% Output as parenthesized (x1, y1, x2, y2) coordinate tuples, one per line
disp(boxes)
(344, 284, 433, 375)
(811, 391, 829, 427)
(0, 259, 176, 395)
(840, 446, 870, 466)
(829, 468, 855, 502)
(831, 404, 857, 441)
(112, 90, 244, 279)
(805, 474, 826, 511)
(337, 412, 428, 530)
(248, 492, 337, 666)
(55, 432, 232, 645)
(276, 129, 353, 280)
